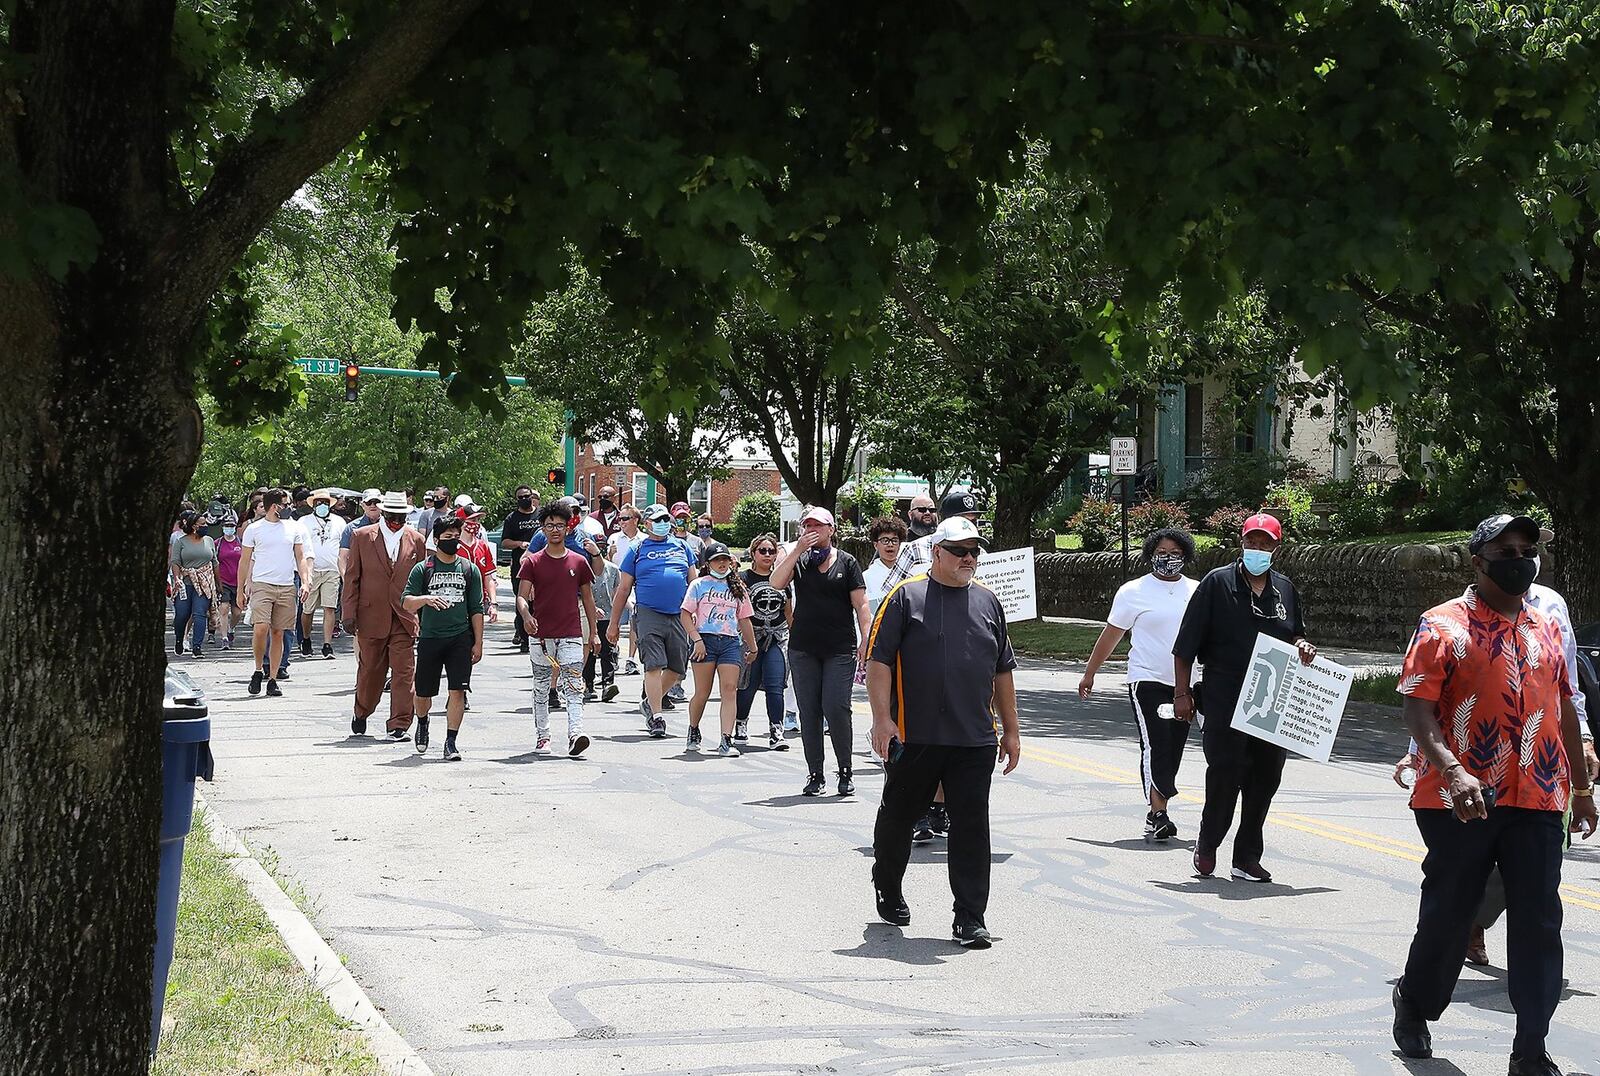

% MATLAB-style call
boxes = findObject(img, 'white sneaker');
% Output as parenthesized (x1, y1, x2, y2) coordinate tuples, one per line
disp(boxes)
(534, 736, 551, 755)
(624, 660, 640, 676)
(717, 735, 741, 758)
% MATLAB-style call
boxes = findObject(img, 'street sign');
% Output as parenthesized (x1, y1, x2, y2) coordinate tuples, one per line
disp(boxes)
(295, 358, 343, 376)
(1110, 436, 1137, 476)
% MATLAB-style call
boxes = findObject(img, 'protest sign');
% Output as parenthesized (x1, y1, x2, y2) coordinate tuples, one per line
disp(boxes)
(975, 546, 1037, 622)
(1229, 636, 1353, 763)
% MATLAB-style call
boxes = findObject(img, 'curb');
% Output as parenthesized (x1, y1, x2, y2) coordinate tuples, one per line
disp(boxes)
(197, 793, 435, 1076)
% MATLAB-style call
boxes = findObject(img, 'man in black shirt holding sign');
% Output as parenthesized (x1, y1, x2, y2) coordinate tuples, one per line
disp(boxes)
(867, 516, 1022, 950)
(500, 484, 541, 652)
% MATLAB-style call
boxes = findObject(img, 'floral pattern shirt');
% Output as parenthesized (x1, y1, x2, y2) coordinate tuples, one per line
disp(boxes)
(1399, 586, 1573, 812)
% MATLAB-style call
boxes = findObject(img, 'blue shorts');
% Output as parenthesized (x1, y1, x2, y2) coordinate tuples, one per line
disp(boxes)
(695, 633, 743, 666)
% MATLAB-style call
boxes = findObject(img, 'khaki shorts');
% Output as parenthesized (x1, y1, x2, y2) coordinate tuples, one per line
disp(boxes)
(248, 582, 298, 631)
(307, 568, 341, 609)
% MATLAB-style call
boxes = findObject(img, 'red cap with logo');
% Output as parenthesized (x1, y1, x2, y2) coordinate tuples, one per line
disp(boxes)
(1240, 512, 1282, 541)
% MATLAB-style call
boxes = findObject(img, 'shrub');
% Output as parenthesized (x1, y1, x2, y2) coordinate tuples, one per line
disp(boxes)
(1203, 505, 1252, 546)
(1329, 484, 1389, 538)
(1263, 480, 1317, 539)
(837, 473, 891, 525)
(1069, 498, 1120, 553)
(1129, 500, 1192, 537)
(729, 491, 780, 547)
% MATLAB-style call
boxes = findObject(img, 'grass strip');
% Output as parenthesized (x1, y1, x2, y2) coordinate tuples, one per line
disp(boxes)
(152, 811, 381, 1076)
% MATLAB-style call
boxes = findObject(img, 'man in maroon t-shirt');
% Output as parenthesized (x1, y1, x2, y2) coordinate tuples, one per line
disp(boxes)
(516, 501, 600, 757)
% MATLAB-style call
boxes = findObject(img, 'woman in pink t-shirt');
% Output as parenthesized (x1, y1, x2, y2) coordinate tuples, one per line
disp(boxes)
(214, 514, 244, 647)
(680, 543, 757, 757)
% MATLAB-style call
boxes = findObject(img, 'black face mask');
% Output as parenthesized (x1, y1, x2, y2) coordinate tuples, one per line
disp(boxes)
(1481, 553, 1539, 597)
(517, 496, 534, 509)
(436, 537, 460, 555)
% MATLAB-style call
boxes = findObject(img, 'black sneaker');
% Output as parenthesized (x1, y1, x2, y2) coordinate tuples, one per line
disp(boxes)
(265, 679, 282, 698)
(929, 804, 949, 837)
(300, 637, 312, 657)
(837, 769, 855, 796)
(415, 717, 430, 754)
(733, 718, 749, 744)
(175, 639, 185, 656)
(802, 772, 825, 796)
(953, 914, 993, 950)
(649, 715, 668, 738)
(1148, 810, 1178, 842)
(276, 666, 290, 681)
(912, 816, 935, 844)
(569, 733, 591, 757)
(601, 684, 620, 703)
(190, 648, 204, 659)
(248, 671, 264, 696)
(660, 694, 676, 711)
(443, 740, 461, 762)
(351, 714, 368, 736)
(583, 690, 599, 703)
(322, 643, 334, 659)
(875, 886, 911, 926)
(386, 728, 409, 743)
(769, 724, 790, 751)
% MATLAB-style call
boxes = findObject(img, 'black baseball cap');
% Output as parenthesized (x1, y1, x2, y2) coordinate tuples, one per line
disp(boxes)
(940, 490, 980, 519)
(702, 541, 733, 563)
(1468, 513, 1546, 554)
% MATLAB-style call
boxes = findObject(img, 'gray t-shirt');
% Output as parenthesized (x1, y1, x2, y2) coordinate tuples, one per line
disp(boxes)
(868, 576, 1016, 747)
(173, 535, 217, 569)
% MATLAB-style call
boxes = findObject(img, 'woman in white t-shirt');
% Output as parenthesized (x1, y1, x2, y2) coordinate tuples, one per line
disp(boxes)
(1079, 527, 1200, 843)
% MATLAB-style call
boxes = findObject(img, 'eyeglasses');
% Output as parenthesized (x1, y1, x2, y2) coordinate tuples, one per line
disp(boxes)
(541, 521, 569, 531)
(875, 536, 902, 544)
(938, 544, 982, 560)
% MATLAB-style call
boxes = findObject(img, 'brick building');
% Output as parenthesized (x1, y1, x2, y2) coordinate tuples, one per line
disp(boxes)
(571, 441, 784, 525)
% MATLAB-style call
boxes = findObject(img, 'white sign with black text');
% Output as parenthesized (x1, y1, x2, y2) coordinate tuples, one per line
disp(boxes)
(1110, 436, 1138, 476)
(974, 546, 1037, 623)
(1229, 635, 1354, 763)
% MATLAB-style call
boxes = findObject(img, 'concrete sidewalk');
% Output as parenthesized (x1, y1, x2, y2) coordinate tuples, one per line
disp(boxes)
(183, 620, 1599, 1075)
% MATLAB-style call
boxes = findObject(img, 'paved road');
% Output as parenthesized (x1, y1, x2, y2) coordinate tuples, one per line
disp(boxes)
(186, 623, 1600, 1076)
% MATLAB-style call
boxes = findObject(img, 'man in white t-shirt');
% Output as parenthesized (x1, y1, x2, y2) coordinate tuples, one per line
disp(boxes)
(237, 488, 311, 697)
(299, 489, 347, 660)
(1078, 527, 1201, 842)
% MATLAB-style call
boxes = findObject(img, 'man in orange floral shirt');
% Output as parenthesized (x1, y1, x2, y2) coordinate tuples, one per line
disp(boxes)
(1391, 514, 1596, 1076)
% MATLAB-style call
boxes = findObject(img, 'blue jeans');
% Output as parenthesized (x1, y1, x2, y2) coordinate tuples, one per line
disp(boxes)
(789, 649, 855, 775)
(173, 591, 210, 652)
(736, 639, 787, 729)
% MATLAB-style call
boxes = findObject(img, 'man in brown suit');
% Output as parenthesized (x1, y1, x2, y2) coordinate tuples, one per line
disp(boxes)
(342, 491, 427, 738)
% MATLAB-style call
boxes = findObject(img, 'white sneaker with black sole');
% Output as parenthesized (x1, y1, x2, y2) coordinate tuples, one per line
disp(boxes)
(569, 733, 590, 757)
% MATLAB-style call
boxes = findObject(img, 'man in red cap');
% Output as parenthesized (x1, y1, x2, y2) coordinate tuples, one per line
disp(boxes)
(1172, 512, 1317, 883)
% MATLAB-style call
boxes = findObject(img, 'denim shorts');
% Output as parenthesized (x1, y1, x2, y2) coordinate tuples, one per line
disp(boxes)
(695, 632, 743, 666)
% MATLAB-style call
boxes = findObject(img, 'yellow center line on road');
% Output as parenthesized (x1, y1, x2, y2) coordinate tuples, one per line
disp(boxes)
(1019, 742, 1600, 913)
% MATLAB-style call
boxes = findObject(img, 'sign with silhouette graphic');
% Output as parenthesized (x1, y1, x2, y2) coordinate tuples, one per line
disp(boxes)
(1230, 635, 1353, 762)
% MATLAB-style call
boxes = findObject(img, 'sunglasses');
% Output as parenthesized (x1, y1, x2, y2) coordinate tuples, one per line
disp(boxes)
(753, 546, 777, 555)
(939, 544, 982, 560)
(910, 506, 937, 513)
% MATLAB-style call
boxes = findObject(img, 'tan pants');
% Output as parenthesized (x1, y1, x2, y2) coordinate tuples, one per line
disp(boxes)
(356, 627, 416, 731)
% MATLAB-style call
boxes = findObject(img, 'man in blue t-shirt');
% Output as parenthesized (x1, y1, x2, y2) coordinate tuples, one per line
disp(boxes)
(607, 503, 692, 738)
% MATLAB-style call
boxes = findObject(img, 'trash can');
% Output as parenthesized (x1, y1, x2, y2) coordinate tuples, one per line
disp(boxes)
(151, 668, 214, 1055)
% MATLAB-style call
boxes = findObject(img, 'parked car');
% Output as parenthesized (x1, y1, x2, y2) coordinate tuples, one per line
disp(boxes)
(1574, 623, 1600, 743)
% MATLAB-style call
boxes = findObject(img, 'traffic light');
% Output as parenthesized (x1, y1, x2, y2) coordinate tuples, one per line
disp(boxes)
(547, 467, 566, 487)
(343, 363, 359, 402)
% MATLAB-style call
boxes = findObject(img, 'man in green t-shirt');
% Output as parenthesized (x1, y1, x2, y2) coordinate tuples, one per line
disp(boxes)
(402, 516, 485, 761)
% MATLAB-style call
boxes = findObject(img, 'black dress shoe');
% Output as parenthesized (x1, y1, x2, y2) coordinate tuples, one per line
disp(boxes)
(1392, 983, 1432, 1059)
(1507, 1052, 1562, 1076)
(874, 886, 911, 926)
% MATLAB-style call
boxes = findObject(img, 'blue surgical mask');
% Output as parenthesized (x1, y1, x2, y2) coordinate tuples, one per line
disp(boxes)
(1242, 549, 1273, 575)
(222, 527, 236, 539)
(650, 520, 672, 537)
(314, 504, 331, 518)
(710, 566, 731, 579)
(806, 547, 828, 568)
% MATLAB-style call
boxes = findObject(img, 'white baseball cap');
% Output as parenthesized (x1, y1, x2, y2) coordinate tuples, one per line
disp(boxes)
(931, 516, 987, 549)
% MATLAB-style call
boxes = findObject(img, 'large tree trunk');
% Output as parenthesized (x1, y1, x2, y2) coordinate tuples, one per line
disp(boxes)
(0, 291, 201, 1071)
(990, 487, 1043, 551)
(1544, 492, 1600, 625)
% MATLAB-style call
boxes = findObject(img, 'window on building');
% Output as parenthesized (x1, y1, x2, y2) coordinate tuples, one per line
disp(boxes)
(1234, 408, 1257, 455)
(688, 478, 711, 518)
(631, 471, 649, 509)
(1184, 383, 1205, 459)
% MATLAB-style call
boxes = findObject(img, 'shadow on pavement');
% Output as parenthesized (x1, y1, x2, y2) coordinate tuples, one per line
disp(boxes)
(849, 845, 1014, 865)
(1397, 1057, 1470, 1076)
(1452, 965, 1595, 1014)
(1023, 680, 1411, 765)
(1069, 835, 1197, 853)
(747, 794, 855, 807)
(311, 737, 386, 749)
(832, 923, 959, 966)
(1149, 879, 1339, 899)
